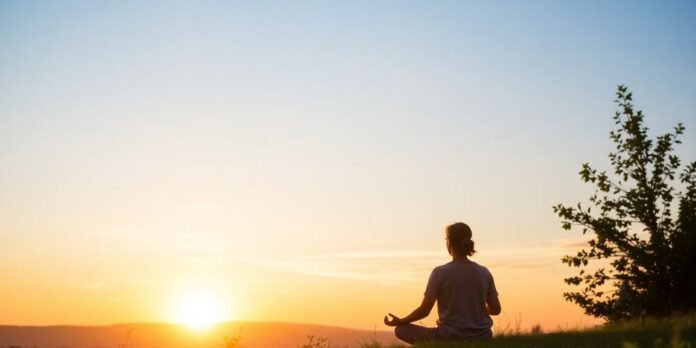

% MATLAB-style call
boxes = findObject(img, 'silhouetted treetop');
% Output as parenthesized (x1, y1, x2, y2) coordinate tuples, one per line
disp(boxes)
(554, 85, 696, 321)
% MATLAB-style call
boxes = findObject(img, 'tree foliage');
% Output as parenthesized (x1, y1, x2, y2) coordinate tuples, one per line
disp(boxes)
(553, 85, 696, 321)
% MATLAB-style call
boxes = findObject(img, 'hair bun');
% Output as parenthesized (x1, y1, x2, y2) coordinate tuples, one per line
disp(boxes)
(461, 239, 476, 257)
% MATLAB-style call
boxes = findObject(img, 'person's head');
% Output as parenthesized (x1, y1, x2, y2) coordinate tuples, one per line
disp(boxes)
(445, 222, 476, 257)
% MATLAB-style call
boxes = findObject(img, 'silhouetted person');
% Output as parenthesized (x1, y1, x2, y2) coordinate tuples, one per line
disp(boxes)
(384, 222, 501, 344)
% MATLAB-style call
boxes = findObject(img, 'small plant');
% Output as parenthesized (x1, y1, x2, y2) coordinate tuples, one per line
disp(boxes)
(529, 324, 543, 335)
(222, 327, 243, 348)
(301, 335, 330, 348)
(359, 343, 406, 348)
(359, 342, 407, 348)
(117, 326, 134, 348)
(493, 312, 524, 336)
(359, 339, 386, 348)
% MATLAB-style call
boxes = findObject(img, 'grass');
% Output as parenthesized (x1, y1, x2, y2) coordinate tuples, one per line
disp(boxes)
(411, 314, 696, 348)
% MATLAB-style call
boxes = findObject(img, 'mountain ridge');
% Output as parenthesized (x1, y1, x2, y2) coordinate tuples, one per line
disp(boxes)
(0, 321, 399, 348)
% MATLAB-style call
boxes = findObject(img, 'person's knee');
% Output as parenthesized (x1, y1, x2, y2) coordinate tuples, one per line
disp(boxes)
(394, 324, 409, 341)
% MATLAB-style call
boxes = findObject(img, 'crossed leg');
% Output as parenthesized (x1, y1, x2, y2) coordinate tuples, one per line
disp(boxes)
(394, 324, 493, 344)
(394, 323, 438, 344)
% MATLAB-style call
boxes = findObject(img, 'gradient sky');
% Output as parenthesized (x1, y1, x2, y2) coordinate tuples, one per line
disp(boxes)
(1, 0, 695, 331)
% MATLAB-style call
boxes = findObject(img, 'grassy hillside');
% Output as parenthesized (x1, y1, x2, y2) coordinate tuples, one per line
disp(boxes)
(413, 315, 696, 348)
(1, 316, 694, 348)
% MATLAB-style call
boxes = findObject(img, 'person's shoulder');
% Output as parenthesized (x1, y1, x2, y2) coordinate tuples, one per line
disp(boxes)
(472, 262, 494, 276)
(432, 262, 453, 274)
(426, 264, 447, 282)
(473, 262, 488, 270)
(433, 263, 448, 271)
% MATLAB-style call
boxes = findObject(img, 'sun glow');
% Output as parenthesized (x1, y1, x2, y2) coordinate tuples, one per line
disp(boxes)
(172, 291, 230, 330)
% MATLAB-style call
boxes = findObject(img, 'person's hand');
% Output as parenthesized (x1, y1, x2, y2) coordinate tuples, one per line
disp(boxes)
(383, 313, 403, 326)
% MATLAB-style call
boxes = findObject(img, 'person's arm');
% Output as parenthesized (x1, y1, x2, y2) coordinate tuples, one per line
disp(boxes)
(486, 272, 502, 315)
(486, 293, 501, 315)
(384, 295, 436, 326)
(384, 268, 440, 326)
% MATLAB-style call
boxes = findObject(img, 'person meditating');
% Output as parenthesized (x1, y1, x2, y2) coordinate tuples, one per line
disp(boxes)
(384, 222, 501, 343)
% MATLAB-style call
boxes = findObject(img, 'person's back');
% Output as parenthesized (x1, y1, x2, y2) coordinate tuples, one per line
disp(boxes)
(427, 260, 496, 338)
(384, 222, 501, 344)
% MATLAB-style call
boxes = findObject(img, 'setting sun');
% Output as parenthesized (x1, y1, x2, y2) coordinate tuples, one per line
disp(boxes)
(172, 291, 231, 330)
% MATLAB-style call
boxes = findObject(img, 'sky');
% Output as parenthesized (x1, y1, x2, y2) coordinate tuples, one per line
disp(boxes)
(1, 0, 695, 332)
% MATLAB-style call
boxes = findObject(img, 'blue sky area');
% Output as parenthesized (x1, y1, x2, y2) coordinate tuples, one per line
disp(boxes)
(1, 0, 695, 270)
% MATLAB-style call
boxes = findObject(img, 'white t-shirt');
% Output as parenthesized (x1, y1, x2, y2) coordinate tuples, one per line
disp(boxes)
(424, 260, 498, 336)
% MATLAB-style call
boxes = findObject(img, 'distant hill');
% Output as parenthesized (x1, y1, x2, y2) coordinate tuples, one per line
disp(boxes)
(0, 321, 399, 348)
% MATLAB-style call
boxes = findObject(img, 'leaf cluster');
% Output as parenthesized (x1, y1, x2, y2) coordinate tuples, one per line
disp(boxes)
(553, 85, 696, 320)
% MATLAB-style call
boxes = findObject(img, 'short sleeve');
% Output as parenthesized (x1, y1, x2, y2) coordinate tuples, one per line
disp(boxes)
(423, 267, 442, 300)
(487, 269, 499, 297)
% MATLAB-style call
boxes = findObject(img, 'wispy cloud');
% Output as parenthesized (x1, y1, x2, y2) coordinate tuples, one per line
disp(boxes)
(243, 238, 588, 283)
(246, 251, 443, 283)
(297, 250, 443, 259)
(558, 240, 592, 249)
(487, 262, 554, 270)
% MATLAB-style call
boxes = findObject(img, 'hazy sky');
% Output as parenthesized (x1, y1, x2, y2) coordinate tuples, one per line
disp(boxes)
(1, 0, 695, 331)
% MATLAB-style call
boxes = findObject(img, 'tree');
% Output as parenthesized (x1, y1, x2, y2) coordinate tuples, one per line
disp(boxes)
(553, 85, 696, 321)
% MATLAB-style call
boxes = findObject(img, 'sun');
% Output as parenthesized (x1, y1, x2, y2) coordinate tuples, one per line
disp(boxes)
(172, 291, 230, 330)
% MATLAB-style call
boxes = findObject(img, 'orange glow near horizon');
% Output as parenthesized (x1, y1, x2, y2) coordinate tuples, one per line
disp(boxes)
(171, 289, 233, 330)
(175, 294, 229, 330)
(0, 238, 605, 332)
(0, 232, 603, 332)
